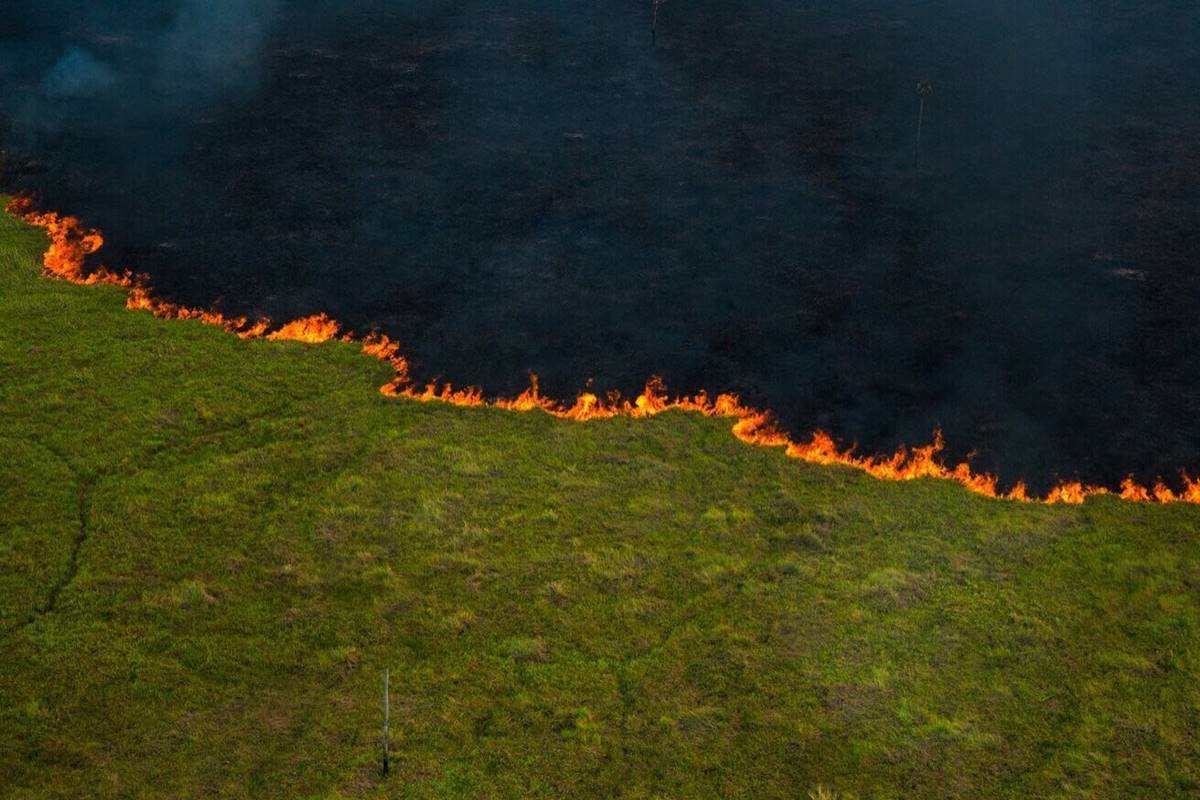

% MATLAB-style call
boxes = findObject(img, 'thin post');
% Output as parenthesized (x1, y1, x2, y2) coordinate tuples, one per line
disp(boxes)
(915, 98, 925, 162)
(381, 668, 390, 775)
(914, 80, 933, 168)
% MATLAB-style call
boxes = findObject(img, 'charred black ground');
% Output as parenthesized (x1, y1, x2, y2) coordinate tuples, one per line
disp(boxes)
(2, 0, 1198, 492)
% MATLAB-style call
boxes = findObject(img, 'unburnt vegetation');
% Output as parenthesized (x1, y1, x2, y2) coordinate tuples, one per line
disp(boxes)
(1, 205, 1198, 797)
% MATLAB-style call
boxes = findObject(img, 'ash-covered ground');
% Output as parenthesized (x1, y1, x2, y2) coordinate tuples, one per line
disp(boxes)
(3, 0, 1199, 491)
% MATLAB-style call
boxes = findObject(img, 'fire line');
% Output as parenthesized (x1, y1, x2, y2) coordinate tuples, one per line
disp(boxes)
(10, 196, 1199, 506)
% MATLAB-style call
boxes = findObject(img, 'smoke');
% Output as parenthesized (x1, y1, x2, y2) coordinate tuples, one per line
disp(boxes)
(9, 46, 114, 136)
(42, 46, 114, 98)
(154, 0, 279, 101)
(0, 0, 279, 143)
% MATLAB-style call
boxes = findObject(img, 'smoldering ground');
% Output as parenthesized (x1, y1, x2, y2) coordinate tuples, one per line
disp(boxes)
(2, 0, 1198, 492)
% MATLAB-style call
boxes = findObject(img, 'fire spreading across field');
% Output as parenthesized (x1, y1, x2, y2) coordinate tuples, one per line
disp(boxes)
(12, 196, 1200, 506)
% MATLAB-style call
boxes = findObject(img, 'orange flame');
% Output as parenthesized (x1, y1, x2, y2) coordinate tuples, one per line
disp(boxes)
(1180, 474, 1200, 503)
(1119, 477, 1150, 503)
(125, 284, 272, 338)
(1045, 481, 1107, 505)
(10, 196, 1200, 506)
(9, 197, 128, 286)
(8, 197, 397, 362)
(1152, 481, 1178, 503)
(266, 313, 340, 343)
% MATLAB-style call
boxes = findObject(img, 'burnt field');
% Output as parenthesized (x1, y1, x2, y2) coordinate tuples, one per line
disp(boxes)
(2, 0, 1199, 492)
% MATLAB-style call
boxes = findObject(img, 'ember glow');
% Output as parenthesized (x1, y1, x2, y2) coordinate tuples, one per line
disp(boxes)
(11, 196, 1200, 506)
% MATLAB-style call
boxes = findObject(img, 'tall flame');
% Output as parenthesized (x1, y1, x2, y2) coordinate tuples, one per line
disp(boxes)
(10, 196, 1200, 506)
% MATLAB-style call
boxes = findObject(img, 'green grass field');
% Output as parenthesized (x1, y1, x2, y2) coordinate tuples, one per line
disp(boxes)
(1, 202, 1198, 799)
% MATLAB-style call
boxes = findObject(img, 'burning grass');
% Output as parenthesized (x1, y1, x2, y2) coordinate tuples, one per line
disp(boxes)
(2, 199, 1199, 798)
(9, 196, 1200, 506)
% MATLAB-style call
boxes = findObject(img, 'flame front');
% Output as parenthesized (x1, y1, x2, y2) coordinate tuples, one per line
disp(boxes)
(11, 196, 1200, 506)
(9, 197, 383, 355)
(10, 198, 124, 285)
(267, 313, 340, 343)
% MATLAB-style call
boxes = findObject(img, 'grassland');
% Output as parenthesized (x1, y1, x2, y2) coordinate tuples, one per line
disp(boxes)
(1, 202, 1198, 799)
